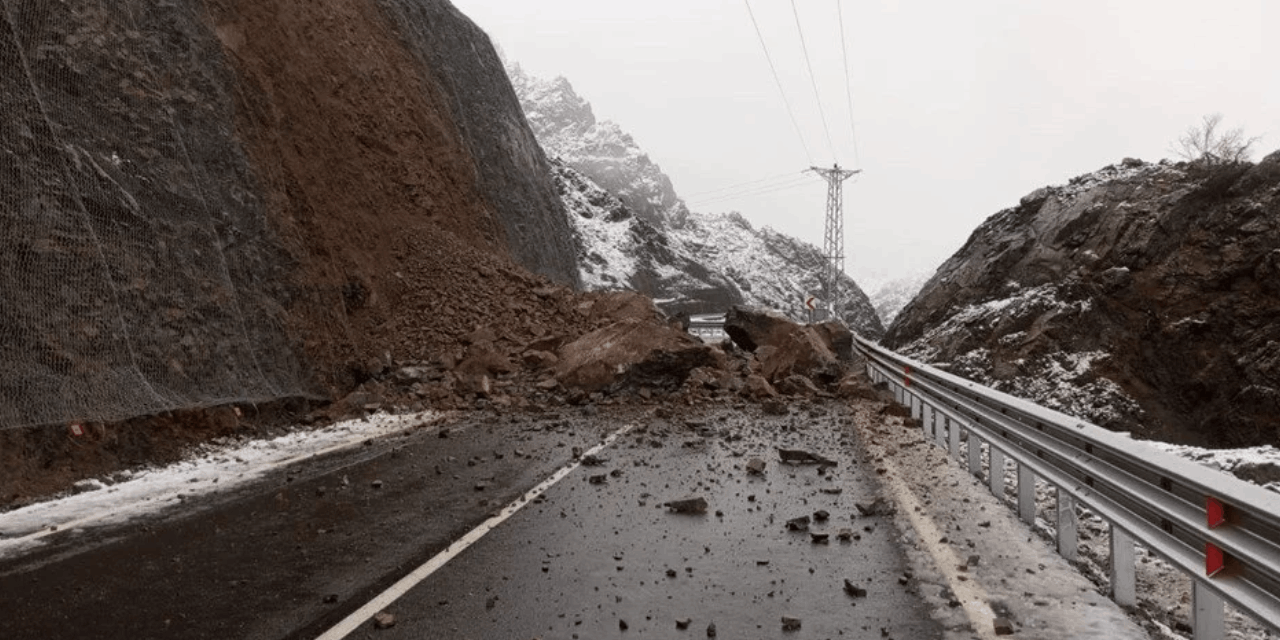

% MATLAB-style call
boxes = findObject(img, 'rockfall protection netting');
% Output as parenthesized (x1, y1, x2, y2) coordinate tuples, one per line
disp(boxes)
(0, 0, 310, 430)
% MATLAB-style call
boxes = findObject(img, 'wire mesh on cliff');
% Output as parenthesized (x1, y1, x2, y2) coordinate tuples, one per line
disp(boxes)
(0, 0, 309, 430)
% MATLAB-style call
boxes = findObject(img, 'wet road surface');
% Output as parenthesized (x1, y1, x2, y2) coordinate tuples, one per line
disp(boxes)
(348, 406, 941, 639)
(0, 402, 941, 639)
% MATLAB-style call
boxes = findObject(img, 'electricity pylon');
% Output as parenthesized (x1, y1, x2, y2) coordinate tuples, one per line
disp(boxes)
(809, 164, 860, 323)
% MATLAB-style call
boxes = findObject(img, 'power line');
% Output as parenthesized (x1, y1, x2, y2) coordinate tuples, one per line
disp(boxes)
(790, 0, 836, 162)
(743, 0, 814, 165)
(688, 176, 816, 208)
(682, 171, 807, 199)
(689, 176, 814, 206)
(837, 1, 862, 169)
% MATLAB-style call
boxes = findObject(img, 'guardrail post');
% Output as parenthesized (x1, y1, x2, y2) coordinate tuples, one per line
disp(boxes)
(1110, 526, 1136, 606)
(988, 447, 1005, 498)
(948, 415, 961, 458)
(1056, 489, 1078, 561)
(1017, 463, 1036, 524)
(910, 393, 922, 420)
(967, 433, 983, 478)
(1192, 580, 1224, 640)
(921, 403, 935, 442)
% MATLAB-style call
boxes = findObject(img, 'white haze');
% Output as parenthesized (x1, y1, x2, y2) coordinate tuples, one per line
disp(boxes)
(452, 0, 1274, 287)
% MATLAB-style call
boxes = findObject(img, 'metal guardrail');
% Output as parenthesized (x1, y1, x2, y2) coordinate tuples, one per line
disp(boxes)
(854, 335, 1280, 639)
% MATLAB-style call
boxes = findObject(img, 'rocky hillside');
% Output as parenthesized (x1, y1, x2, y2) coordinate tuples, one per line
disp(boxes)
(0, 0, 582, 429)
(510, 64, 884, 338)
(886, 154, 1280, 447)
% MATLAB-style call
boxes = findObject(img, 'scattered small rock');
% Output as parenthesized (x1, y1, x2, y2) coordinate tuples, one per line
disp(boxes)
(762, 399, 789, 415)
(664, 497, 709, 514)
(786, 515, 811, 532)
(843, 579, 868, 598)
(994, 617, 1015, 635)
(746, 458, 767, 475)
(706, 621, 717, 637)
(836, 528, 854, 541)
(71, 479, 106, 494)
(781, 615, 802, 631)
(582, 454, 608, 466)
(813, 509, 829, 521)
(370, 480, 384, 490)
(676, 617, 691, 629)
(373, 612, 396, 629)
(777, 448, 837, 466)
(588, 474, 607, 485)
(810, 532, 830, 544)
(855, 498, 894, 516)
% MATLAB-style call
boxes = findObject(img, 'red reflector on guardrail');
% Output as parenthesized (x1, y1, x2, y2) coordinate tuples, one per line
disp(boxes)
(1207, 542, 1225, 577)
(1207, 496, 1226, 529)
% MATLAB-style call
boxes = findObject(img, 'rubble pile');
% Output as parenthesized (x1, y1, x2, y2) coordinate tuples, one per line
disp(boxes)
(318, 302, 868, 422)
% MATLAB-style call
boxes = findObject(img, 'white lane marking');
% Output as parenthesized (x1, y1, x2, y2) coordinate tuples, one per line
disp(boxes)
(315, 422, 639, 640)
(875, 453, 1001, 640)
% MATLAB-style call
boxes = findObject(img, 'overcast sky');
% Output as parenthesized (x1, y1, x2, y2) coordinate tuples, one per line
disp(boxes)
(451, 0, 1274, 289)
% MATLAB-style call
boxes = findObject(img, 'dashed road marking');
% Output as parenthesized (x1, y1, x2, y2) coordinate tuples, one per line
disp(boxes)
(315, 422, 639, 640)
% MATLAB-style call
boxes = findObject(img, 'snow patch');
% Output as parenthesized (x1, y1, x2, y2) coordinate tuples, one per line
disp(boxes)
(0, 411, 444, 560)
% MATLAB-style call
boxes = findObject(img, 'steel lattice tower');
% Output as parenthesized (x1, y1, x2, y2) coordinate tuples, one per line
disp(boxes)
(809, 164, 860, 322)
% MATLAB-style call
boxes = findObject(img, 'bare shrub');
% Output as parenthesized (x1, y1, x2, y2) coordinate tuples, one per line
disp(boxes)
(1172, 113, 1262, 164)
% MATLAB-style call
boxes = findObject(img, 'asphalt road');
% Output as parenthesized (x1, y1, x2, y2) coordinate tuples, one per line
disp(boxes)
(0, 402, 941, 639)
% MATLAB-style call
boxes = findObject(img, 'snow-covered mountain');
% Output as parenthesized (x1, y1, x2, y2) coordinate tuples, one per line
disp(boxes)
(509, 65, 688, 229)
(869, 272, 931, 325)
(510, 64, 884, 337)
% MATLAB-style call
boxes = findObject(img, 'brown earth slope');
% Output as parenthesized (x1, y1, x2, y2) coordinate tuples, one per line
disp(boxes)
(0, 0, 580, 432)
(0, 0, 585, 502)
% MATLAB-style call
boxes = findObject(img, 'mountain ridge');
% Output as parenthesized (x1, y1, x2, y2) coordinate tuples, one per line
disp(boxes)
(508, 64, 884, 338)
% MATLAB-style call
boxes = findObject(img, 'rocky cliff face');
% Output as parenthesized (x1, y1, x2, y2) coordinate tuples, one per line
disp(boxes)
(886, 155, 1280, 446)
(0, 0, 580, 428)
(510, 65, 884, 338)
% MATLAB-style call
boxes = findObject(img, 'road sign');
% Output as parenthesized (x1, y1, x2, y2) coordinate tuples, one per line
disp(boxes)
(805, 296, 817, 310)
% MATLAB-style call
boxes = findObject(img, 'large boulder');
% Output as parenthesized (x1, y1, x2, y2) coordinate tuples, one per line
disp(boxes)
(757, 325, 843, 386)
(811, 321, 855, 362)
(554, 319, 719, 392)
(582, 291, 666, 325)
(724, 306, 796, 352)
(725, 305, 847, 386)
